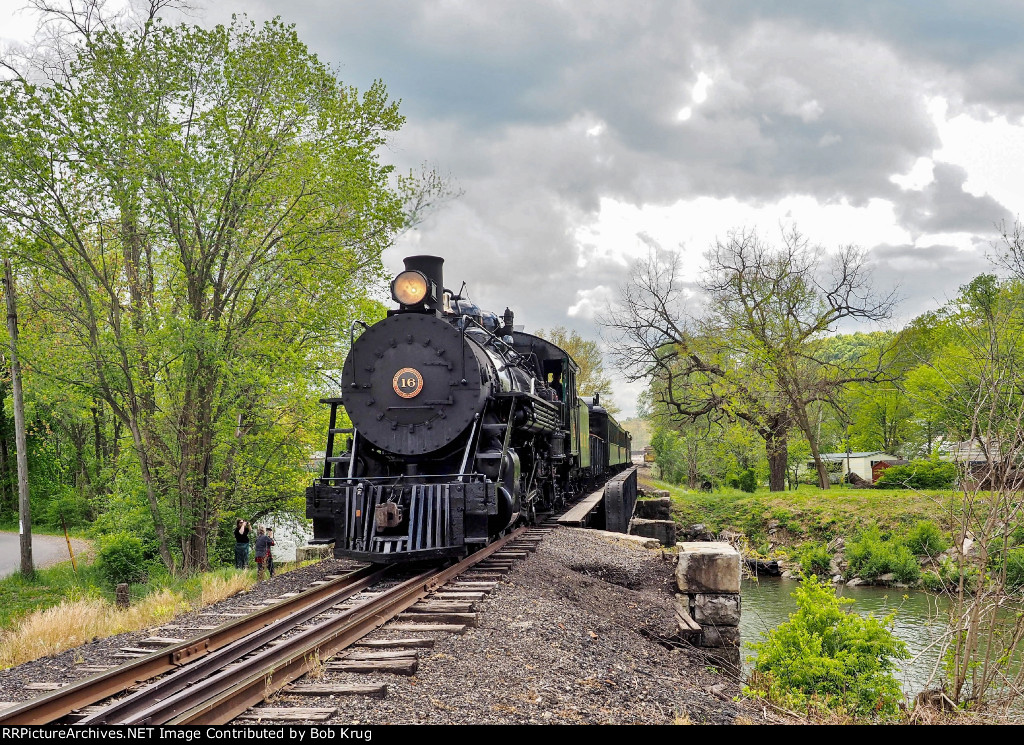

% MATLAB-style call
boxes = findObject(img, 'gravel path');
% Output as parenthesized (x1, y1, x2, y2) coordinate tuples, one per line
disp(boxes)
(0, 527, 784, 725)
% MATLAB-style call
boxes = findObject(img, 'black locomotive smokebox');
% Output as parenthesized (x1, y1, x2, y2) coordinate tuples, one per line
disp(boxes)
(342, 313, 487, 456)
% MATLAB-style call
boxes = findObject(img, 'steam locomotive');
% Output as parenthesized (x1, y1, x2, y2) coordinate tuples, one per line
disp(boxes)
(306, 255, 631, 563)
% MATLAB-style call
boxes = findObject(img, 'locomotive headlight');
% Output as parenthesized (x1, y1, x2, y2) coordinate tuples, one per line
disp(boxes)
(391, 270, 429, 305)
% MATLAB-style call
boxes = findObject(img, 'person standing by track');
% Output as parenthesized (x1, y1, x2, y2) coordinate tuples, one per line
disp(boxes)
(266, 527, 276, 578)
(234, 519, 251, 570)
(254, 526, 275, 581)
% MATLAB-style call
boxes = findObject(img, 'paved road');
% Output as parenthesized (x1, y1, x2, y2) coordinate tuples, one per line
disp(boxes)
(0, 531, 91, 579)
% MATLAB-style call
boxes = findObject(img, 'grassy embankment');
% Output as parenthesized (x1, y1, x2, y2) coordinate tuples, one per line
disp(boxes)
(641, 475, 957, 556)
(0, 556, 294, 669)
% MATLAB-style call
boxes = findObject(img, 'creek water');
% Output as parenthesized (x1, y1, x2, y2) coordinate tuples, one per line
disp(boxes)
(740, 577, 950, 698)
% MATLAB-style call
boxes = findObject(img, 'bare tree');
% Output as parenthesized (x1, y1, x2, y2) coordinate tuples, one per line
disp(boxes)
(604, 227, 898, 490)
(603, 246, 793, 490)
(704, 228, 899, 488)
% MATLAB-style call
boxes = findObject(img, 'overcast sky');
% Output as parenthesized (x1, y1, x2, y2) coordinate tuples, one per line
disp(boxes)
(4, 1, 1024, 417)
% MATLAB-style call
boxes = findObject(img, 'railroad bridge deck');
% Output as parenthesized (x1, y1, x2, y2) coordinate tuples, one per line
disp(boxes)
(554, 465, 639, 534)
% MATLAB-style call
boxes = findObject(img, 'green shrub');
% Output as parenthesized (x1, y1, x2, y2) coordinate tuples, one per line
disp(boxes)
(97, 533, 148, 587)
(1000, 547, 1024, 588)
(874, 460, 957, 489)
(920, 571, 945, 592)
(905, 520, 948, 556)
(800, 543, 832, 577)
(745, 574, 909, 718)
(938, 556, 978, 592)
(38, 487, 92, 529)
(736, 468, 757, 493)
(846, 528, 921, 584)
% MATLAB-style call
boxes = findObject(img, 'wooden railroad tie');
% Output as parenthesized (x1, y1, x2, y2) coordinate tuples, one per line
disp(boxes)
(396, 611, 479, 627)
(342, 649, 418, 661)
(431, 591, 486, 600)
(327, 659, 418, 675)
(197, 612, 247, 618)
(287, 683, 388, 698)
(24, 683, 65, 691)
(675, 608, 702, 636)
(140, 636, 186, 646)
(387, 623, 467, 634)
(354, 638, 435, 649)
(237, 707, 338, 723)
(447, 581, 497, 590)
(407, 601, 475, 613)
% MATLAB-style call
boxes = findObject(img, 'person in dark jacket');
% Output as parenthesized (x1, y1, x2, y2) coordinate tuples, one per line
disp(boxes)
(266, 528, 276, 577)
(254, 526, 275, 581)
(233, 519, 250, 569)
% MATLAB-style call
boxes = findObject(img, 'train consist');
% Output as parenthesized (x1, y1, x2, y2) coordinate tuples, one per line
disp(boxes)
(306, 255, 631, 563)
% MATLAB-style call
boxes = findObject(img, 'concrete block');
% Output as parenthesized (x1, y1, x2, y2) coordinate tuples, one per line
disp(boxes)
(634, 497, 671, 520)
(691, 593, 741, 626)
(628, 518, 676, 547)
(295, 545, 332, 563)
(675, 541, 741, 594)
(699, 625, 741, 648)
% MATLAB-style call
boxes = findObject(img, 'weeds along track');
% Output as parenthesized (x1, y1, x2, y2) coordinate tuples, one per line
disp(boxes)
(0, 526, 548, 725)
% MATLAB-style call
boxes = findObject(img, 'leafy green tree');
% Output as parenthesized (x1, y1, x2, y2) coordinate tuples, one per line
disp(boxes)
(0, 8, 423, 571)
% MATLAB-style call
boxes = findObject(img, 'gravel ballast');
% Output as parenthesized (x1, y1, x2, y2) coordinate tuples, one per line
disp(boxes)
(0, 527, 782, 725)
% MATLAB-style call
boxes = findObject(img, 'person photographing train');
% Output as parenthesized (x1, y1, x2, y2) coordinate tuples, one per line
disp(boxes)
(254, 526, 275, 581)
(233, 519, 251, 569)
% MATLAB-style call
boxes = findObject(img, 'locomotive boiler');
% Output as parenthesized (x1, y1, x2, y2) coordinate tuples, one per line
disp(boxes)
(306, 255, 631, 563)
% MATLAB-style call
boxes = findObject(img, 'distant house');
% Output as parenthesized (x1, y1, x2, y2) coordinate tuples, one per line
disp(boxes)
(939, 439, 996, 467)
(809, 451, 902, 484)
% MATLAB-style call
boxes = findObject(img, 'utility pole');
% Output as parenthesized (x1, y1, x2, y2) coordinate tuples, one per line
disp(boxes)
(4, 259, 32, 578)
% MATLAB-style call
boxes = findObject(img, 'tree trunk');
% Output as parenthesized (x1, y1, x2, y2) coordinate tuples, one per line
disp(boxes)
(4, 260, 33, 577)
(790, 403, 831, 490)
(124, 415, 176, 573)
(0, 380, 12, 514)
(763, 414, 789, 492)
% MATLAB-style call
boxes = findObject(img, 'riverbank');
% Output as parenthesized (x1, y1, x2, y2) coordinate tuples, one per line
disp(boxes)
(640, 475, 979, 589)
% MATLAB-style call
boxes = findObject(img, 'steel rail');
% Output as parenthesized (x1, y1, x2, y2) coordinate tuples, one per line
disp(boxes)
(76, 565, 391, 725)
(121, 527, 527, 725)
(0, 564, 384, 725)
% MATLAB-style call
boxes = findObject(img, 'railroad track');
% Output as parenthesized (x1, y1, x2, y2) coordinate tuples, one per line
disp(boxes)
(0, 526, 550, 726)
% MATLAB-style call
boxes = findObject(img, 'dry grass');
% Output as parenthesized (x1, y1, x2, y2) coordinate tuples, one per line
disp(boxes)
(305, 647, 326, 679)
(199, 570, 255, 606)
(0, 588, 188, 668)
(0, 569, 255, 670)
